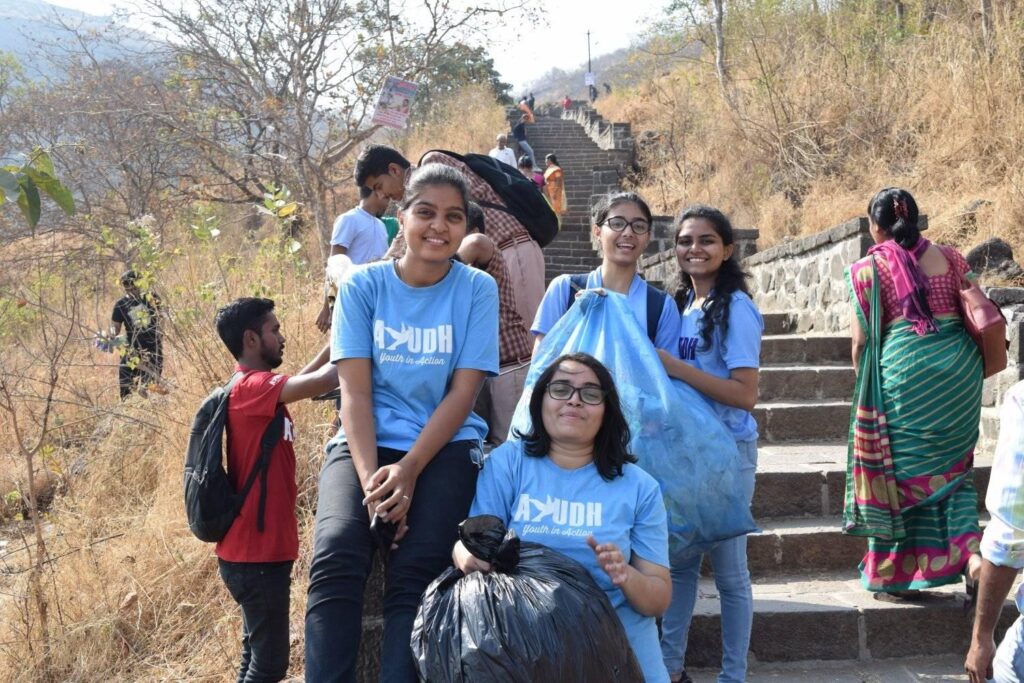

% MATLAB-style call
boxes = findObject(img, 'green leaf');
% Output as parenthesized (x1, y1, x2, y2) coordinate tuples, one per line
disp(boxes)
(24, 169, 75, 215)
(29, 148, 55, 177)
(16, 176, 41, 228)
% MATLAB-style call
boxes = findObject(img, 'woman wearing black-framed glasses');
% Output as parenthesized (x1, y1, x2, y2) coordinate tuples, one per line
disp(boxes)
(530, 191, 680, 354)
(453, 352, 673, 682)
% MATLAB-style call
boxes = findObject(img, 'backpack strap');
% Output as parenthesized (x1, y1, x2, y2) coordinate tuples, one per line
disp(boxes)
(236, 405, 285, 533)
(565, 273, 589, 312)
(645, 283, 668, 344)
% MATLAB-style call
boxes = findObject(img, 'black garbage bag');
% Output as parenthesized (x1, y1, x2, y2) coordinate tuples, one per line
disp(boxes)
(411, 515, 643, 683)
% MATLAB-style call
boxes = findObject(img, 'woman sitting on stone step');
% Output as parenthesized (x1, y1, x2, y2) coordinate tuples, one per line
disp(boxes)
(656, 204, 763, 683)
(530, 191, 680, 353)
(844, 187, 983, 602)
(304, 164, 499, 683)
(454, 352, 672, 683)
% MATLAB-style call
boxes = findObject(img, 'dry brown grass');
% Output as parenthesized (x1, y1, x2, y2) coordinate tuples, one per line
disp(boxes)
(599, 4, 1024, 256)
(0, 89, 505, 681)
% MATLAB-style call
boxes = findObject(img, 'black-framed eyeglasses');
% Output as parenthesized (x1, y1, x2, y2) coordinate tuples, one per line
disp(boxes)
(546, 380, 607, 405)
(603, 217, 651, 235)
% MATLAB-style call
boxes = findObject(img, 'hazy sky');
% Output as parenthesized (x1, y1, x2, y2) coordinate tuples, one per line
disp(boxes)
(43, 0, 668, 90)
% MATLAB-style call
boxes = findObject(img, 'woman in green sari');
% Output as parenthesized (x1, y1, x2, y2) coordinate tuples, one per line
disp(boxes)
(845, 187, 983, 599)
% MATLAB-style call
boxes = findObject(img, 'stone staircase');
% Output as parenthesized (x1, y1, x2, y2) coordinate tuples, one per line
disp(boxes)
(509, 114, 633, 281)
(684, 311, 1010, 673)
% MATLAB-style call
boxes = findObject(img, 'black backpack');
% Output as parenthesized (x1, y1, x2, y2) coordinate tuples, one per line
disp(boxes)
(419, 150, 560, 248)
(184, 372, 285, 543)
(566, 273, 667, 344)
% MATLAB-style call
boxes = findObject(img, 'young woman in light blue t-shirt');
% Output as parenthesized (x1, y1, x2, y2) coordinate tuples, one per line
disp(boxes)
(657, 205, 763, 683)
(531, 191, 680, 353)
(305, 164, 499, 682)
(454, 353, 672, 683)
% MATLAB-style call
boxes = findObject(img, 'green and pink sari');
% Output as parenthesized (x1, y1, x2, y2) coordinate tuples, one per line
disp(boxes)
(844, 254, 982, 591)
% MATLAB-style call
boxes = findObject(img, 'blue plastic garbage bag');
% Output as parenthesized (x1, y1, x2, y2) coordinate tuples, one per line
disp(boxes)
(510, 290, 758, 561)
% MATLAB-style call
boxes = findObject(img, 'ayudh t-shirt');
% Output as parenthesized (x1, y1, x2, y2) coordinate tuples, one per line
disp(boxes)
(531, 270, 681, 352)
(676, 290, 763, 442)
(470, 441, 670, 683)
(331, 260, 499, 450)
(215, 366, 298, 563)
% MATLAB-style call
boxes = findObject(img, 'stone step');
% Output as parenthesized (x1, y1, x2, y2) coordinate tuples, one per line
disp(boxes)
(762, 312, 797, 336)
(683, 570, 1015, 667)
(753, 400, 851, 442)
(752, 441, 993, 519)
(689, 654, 983, 682)
(759, 365, 854, 401)
(761, 334, 850, 366)
(747, 516, 863, 576)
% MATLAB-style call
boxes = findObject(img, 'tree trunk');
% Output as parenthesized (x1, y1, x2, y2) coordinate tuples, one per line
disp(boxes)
(712, 0, 729, 92)
(980, 0, 994, 58)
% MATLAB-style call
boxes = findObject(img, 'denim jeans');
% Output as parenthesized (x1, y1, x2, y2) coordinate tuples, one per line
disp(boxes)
(661, 438, 757, 683)
(218, 559, 293, 683)
(514, 139, 535, 166)
(304, 439, 481, 683)
(995, 614, 1024, 682)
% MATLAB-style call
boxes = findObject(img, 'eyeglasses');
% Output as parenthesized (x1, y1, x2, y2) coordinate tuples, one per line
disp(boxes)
(546, 381, 607, 405)
(602, 217, 651, 235)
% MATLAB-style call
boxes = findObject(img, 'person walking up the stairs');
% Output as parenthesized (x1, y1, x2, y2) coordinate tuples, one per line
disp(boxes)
(656, 205, 762, 683)
(530, 191, 680, 354)
(844, 187, 983, 599)
(543, 153, 566, 216)
(511, 114, 535, 167)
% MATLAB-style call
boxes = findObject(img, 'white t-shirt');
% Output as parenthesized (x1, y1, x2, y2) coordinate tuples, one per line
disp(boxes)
(329, 206, 388, 265)
(488, 146, 517, 168)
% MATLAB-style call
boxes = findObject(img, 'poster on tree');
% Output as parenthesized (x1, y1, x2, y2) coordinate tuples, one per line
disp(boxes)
(371, 77, 420, 129)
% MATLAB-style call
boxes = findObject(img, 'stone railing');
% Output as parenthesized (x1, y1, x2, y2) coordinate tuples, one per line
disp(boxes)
(561, 106, 634, 152)
(744, 218, 872, 333)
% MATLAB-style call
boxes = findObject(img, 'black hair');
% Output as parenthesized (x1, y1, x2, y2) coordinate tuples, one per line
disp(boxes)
(215, 297, 275, 360)
(517, 155, 533, 170)
(354, 144, 410, 188)
(120, 269, 140, 287)
(868, 187, 921, 249)
(512, 352, 636, 481)
(545, 153, 558, 166)
(398, 163, 469, 214)
(591, 191, 653, 227)
(673, 204, 752, 353)
(867, 187, 932, 320)
(467, 201, 485, 234)
(358, 185, 373, 199)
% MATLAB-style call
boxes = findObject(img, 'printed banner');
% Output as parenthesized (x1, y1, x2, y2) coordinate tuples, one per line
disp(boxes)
(371, 77, 419, 129)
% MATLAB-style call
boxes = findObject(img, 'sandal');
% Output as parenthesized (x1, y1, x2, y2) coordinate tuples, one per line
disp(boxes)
(670, 672, 694, 683)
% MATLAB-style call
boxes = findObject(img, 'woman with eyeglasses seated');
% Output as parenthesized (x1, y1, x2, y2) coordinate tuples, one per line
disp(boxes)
(453, 352, 672, 682)
(530, 192, 680, 354)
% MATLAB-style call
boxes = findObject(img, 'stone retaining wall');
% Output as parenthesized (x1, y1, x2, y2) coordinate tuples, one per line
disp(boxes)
(744, 218, 872, 333)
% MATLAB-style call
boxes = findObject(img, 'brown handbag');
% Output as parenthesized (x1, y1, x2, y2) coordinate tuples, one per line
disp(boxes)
(956, 273, 1008, 379)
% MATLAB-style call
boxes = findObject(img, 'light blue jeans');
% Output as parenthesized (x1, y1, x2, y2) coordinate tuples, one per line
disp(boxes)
(660, 438, 757, 683)
(995, 614, 1024, 682)
(514, 139, 535, 167)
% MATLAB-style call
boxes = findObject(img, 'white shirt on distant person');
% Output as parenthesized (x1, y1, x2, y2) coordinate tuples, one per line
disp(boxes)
(488, 146, 517, 168)
(330, 207, 388, 265)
